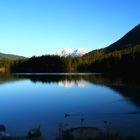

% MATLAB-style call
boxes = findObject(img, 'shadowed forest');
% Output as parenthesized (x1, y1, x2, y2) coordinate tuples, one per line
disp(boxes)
(0, 44, 139, 75)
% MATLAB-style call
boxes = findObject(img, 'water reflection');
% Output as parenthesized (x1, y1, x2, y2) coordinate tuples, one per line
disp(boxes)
(0, 73, 20, 84)
(76, 79, 87, 88)
(58, 79, 86, 88)
(0, 73, 140, 139)
(58, 80, 74, 88)
(0, 73, 140, 107)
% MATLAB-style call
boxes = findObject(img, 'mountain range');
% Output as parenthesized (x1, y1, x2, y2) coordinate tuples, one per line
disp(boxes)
(57, 48, 87, 57)
(57, 24, 140, 57)
(85, 24, 140, 57)
(0, 52, 25, 60)
(105, 23, 140, 52)
(9, 23, 140, 74)
(0, 24, 140, 59)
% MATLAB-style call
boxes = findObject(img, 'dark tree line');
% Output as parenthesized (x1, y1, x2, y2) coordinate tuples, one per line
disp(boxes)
(10, 55, 90, 73)
(0, 58, 13, 72)
(0, 45, 139, 76)
(10, 55, 67, 73)
(88, 45, 140, 75)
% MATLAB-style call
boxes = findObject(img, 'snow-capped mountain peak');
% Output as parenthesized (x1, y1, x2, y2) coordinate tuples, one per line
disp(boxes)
(72, 48, 87, 57)
(61, 48, 73, 57)
(57, 48, 87, 57)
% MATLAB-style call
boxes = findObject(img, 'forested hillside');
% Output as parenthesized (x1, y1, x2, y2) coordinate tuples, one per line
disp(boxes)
(85, 24, 140, 57)
(0, 53, 25, 72)
(0, 52, 25, 60)
(1, 24, 140, 75)
(10, 45, 140, 75)
(86, 45, 140, 74)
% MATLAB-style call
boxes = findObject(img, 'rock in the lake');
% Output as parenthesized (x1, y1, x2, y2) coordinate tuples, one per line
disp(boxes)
(0, 125, 6, 132)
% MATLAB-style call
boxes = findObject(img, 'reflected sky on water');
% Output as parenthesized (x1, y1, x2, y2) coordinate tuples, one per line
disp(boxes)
(0, 73, 140, 139)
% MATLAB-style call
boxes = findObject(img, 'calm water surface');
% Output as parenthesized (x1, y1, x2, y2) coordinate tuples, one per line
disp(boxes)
(0, 74, 140, 139)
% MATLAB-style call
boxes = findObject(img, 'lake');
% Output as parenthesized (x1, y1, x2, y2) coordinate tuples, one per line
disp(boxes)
(0, 73, 140, 139)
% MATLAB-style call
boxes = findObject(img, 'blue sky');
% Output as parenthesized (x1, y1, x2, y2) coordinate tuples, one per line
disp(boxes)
(0, 0, 140, 57)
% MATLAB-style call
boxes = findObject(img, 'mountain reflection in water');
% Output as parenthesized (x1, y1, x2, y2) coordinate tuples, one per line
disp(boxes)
(58, 79, 86, 88)
(8, 73, 140, 107)
(0, 73, 140, 139)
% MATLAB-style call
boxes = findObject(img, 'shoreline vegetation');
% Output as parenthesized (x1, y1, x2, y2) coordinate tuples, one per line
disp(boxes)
(0, 44, 139, 75)
(1, 73, 140, 108)
(0, 24, 140, 75)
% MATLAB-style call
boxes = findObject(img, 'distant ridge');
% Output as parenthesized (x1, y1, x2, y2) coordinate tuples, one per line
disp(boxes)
(0, 52, 25, 60)
(105, 23, 140, 52)
(85, 24, 140, 57)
